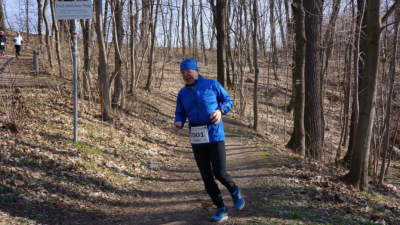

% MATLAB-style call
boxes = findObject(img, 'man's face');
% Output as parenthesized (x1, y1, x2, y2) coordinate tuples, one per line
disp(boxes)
(181, 69, 199, 85)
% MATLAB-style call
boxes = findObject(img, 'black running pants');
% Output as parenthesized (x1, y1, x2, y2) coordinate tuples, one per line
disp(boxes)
(192, 141, 236, 208)
(15, 45, 21, 56)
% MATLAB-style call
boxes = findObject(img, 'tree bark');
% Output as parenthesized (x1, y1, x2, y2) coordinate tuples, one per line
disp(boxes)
(277, 0, 287, 49)
(199, 0, 208, 64)
(379, 7, 399, 185)
(269, 0, 279, 80)
(243, 3, 253, 73)
(50, 0, 63, 77)
(26, 0, 30, 41)
(322, 0, 341, 78)
(287, 0, 306, 156)
(211, 0, 226, 87)
(225, 1, 232, 88)
(191, 0, 198, 59)
(0, 0, 5, 31)
(344, 0, 367, 164)
(181, 0, 186, 57)
(167, 0, 173, 60)
(252, 0, 259, 131)
(94, 0, 112, 121)
(303, 0, 324, 160)
(145, 0, 161, 91)
(37, 0, 43, 45)
(345, 0, 381, 191)
(103, 0, 109, 38)
(80, 18, 92, 100)
(43, 0, 53, 69)
(128, 0, 138, 93)
(111, 0, 124, 108)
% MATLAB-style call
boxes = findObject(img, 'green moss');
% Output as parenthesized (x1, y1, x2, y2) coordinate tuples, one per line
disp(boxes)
(74, 142, 105, 156)
(363, 191, 382, 202)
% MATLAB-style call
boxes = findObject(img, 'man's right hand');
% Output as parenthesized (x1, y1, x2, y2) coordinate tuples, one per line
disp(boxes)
(174, 121, 183, 133)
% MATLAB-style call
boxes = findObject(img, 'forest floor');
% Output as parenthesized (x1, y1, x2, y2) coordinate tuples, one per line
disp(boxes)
(0, 50, 400, 225)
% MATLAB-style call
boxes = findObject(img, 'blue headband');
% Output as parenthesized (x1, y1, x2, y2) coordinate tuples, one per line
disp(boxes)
(180, 58, 198, 71)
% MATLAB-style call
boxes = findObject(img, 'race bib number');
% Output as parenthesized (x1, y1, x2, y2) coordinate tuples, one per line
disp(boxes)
(0, 42, 4, 46)
(190, 125, 209, 144)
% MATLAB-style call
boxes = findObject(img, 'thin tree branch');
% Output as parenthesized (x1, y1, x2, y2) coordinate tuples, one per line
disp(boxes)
(380, 20, 400, 33)
(381, 1, 400, 24)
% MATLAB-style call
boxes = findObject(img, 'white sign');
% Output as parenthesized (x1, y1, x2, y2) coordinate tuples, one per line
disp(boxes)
(55, 1, 93, 20)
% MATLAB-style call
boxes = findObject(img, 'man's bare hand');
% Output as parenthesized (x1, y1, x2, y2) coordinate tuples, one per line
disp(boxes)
(210, 109, 222, 125)
(174, 121, 183, 133)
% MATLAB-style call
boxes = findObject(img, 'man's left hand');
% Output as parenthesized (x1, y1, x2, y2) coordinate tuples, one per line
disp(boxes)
(210, 109, 222, 125)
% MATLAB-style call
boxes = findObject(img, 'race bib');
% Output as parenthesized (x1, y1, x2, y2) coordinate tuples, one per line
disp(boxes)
(190, 125, 209, 144)
(0, 42, 4, 46)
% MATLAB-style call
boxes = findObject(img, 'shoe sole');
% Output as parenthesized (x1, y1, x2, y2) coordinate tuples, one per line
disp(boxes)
(211, 216, 228, 223)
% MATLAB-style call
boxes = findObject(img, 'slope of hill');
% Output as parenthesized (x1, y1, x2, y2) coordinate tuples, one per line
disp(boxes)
(0, 46, 400, 224)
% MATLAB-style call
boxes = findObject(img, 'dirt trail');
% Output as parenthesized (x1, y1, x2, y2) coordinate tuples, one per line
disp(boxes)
(87, 87, 277, 225)
(93, 115, 274, 225)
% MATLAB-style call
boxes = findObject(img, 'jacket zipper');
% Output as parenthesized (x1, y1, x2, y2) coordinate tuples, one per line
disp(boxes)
(192, 87, 200, 124)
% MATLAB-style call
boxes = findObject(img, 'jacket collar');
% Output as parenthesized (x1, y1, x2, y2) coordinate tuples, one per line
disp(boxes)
(185, 75, 203, 89)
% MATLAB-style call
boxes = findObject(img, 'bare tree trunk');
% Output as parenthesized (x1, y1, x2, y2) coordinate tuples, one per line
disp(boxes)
(191, 0, 198, 59)
(50, 0, 63, 77)
(210, 0, 226, 86)
(344, 0, 367, 165)
(43, 0, 53, 69)
(286, 0, 295, 112)
(200, 0, 208, 64)
(243, 3, 253, 73)
(379, 8, 399, 185)
(209, 20, 216, 51)
(284, 0, 291, 47)
(252, 0, 259, 131)
(269, 0, 279, 80)
(257, 8, 267, 57)
(337, 11, 355, 163)
(286, 0, 306, 156)
(145, 0, 161, 91)
(128, 0, 138, 93)
(322, 0, 341, 77)
(94, 0, 112, 121)
(0, 0, 5, 31)
(25, 0, 30, 41)
(186, 5, 192, 50)
(225, 1, 232, 88)
(236, 1, 247, 117)
(277, 0, 287, 49)
(345, 0, 381, 191)
(103, 0, 109, 38)
(80, 18, 92, 100)
(304, 0, 324, 160)
(167, 0, 173, 60)
(111, 0, 125, 108)
(37, 0, 43, 46)
(386, 117, 400, 175)
(181, 0, 186, 57)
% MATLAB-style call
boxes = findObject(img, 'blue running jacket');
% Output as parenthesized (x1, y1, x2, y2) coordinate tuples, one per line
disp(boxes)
(174, 76, 233, 144)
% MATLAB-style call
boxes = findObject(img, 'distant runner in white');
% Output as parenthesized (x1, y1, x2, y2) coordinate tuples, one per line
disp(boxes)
(13, 32, 23, 58)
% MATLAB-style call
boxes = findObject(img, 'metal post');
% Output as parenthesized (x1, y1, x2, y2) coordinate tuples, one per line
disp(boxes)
(72, 19, 78, 143)
(33, 48, 39, 75)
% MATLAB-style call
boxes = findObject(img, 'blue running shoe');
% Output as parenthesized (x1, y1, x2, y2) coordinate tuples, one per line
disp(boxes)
(231, 186, 245, 210)
(211, 207, 228, 222)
